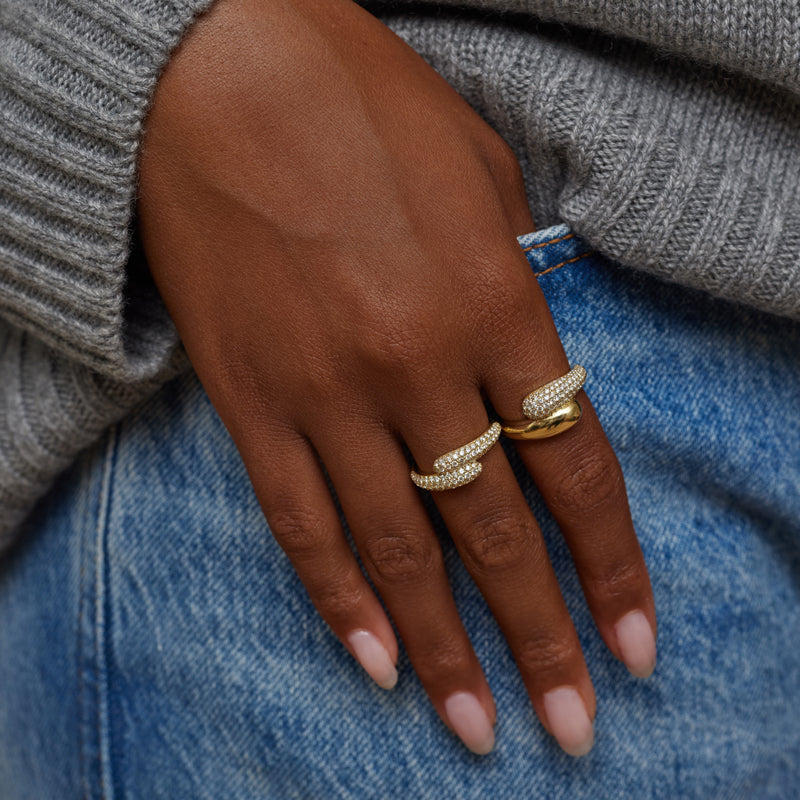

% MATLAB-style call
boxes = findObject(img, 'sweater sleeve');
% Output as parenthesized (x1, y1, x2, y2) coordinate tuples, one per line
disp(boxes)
(0, 0, 221, 549)
(523, 0, 800, 97)
(366, 0, 800, 98)
(0, 0, 219, 382)
(367, 3, 800, 320)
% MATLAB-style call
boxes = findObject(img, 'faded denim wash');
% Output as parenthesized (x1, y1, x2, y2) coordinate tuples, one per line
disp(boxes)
(1, 224, 799, 799)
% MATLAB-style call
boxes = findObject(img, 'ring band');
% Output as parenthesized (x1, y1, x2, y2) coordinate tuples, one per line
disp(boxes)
(501, 399, 582, 440)
(501, 365, 587, 441)
(411, 422, 501, 491)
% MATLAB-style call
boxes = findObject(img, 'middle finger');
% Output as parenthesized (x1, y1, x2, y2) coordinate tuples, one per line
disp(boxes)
(311, 413, 499, 755)
(402, 388, 597, 757)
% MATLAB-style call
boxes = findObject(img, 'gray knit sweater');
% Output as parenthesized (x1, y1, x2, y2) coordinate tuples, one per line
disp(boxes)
(1, 0, 799, 550)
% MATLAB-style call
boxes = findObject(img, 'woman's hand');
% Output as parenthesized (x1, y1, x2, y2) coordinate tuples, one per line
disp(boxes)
(137, 0, 656, 757)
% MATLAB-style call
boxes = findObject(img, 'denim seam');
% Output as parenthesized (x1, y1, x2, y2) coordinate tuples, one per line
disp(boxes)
(533, 250, 596, 277)
(77, 426, 118, 800)
(521, 232, 577, 251)
(93, 424, 117, 800)
(77, 451, 91, 800)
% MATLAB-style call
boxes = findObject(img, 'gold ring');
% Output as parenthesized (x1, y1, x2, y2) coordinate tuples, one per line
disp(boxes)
(500, 365, 587, 441)
(411, 422, 501, 491)
(521, 365, 586, 419)
(501, 399, 582, 440)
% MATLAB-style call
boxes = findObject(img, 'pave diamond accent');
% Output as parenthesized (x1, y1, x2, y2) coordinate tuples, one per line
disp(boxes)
(522, 365, 586, 420)
(410, 460, 483, 491)
(432, 422, 502, 474)
(410, 422, 501, 492)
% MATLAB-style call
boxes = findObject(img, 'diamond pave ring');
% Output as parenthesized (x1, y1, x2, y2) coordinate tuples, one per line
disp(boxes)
(410, 422, 502, 491)
(501, 365, 587, 441)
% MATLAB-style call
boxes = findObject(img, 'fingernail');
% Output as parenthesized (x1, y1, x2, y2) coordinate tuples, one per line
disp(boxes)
(614, 610, 657, 679)
(543, 687, 594, 757)
(346, 630, 398, 690)
(444, 692, 495, 755)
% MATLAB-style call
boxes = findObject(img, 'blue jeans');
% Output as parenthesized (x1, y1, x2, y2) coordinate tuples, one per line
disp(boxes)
(1, 224, 799, 799)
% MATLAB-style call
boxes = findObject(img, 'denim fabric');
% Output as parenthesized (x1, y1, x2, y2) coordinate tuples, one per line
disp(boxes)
(1, 224, 799, 799)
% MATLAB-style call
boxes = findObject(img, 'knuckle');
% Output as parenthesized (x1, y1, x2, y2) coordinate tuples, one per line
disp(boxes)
(355, 307, 433, 381)
(268, 505, 328, 562)
(549, 444, 625, 515)
(587, 560, 643, 605)
(467, 259, 538, 342)
(208, 337, 272, 411)
(313, 578, 364, 621)
(412, 636, 470, 683)
(516, 634, 583, 679)
(485, 135, 525, 188)
(362, 529, 437, 586)
(472, 273, 517, 320)
(295, 366, 340, 414)
(459, 512, 536, 574)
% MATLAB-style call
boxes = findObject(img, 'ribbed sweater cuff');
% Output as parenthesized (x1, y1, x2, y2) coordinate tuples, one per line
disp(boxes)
(365, 0, 800, 97)
(378, 11, 800, 319)
(0, 0, 219, 381)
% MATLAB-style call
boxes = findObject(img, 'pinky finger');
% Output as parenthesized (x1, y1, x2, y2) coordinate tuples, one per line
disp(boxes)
(242, 427, 399, 690)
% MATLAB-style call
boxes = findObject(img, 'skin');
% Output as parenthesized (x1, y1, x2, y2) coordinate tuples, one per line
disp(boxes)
(137, 0, 656, 756)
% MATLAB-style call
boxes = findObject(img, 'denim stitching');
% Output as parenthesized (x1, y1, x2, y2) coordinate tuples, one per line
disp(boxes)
(93, 425, 118, 800)
(78, 427, 118, 800)
(521, 232, 576, 252)
(77, 452, 90, 800)
(534, 250, 596, 277)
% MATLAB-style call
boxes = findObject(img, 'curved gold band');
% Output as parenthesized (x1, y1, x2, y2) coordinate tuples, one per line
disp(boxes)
(501, 399, 582, 440)
(501, 364, 587, 441)
(411, 422, 501, 491)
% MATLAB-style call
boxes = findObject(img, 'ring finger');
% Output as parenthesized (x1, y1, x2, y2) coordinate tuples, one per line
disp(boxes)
(479, 265, 657, 681)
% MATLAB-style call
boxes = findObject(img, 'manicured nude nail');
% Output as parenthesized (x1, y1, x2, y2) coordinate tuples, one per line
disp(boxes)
(346, 630, 398, 690)
(444, 692, 495, 755)
(614, 610, 657, 679)
(543, 687, 594, 757)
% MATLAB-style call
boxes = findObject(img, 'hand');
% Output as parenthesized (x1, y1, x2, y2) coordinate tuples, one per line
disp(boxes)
(137, 0, 656, 757)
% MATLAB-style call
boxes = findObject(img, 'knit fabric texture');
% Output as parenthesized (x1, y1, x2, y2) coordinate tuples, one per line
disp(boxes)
(1, 0, 799, 548)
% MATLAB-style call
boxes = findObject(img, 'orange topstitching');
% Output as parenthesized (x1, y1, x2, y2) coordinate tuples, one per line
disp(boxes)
(521, 232, 576, 251)
(533, 250, 596, 277)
